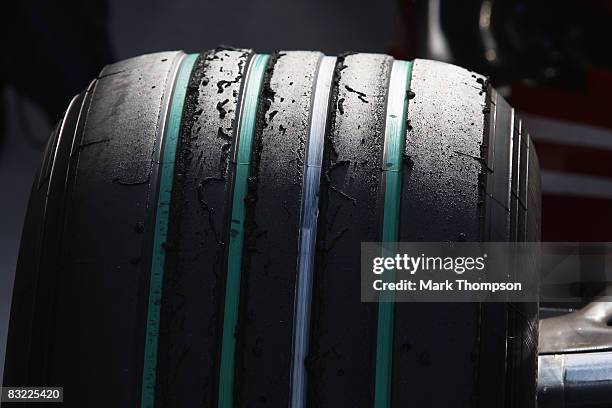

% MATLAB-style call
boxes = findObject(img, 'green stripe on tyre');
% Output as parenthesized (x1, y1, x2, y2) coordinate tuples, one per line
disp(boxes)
(374, 59, 413, 408)
(218, 53, 270, 408)
(141, 53, 199, 408)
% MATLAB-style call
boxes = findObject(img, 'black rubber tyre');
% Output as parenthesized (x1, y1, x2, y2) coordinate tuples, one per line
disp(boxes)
(4, 50, 541, 408)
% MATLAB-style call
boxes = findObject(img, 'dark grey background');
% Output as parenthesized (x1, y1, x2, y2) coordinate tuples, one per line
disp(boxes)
(0, 0, 397, 383)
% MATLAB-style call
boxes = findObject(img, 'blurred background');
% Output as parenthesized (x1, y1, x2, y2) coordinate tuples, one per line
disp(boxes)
(1, 0, 611, 381)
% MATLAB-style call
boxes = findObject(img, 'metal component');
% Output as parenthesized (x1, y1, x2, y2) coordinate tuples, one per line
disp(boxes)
(538, 351, 612, 408)
(540, 301, 612, 354)
(538, 354, 565, 407)
(539, 301, 612, 407)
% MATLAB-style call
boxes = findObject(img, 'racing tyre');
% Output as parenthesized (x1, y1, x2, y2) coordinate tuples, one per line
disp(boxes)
(4, 48, 541, 407)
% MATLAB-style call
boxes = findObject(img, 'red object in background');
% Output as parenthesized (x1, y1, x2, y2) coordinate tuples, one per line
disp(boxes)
(512, 69, 612, 130)
(382, 56, 612, 241)
(389, 0, 417, 61)
(391, 0, 612, 242)
(543, 196, 612, 242)
(511, 69, 612, 242)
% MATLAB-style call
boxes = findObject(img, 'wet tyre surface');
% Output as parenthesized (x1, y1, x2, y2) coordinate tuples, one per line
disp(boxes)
(4, 49, 540, 408)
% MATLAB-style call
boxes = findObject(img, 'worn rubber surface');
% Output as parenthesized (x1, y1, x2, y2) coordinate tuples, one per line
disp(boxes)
(4, 51, 184, 407)
(5, 50, 540, 408)
(308, 53, 393, 407)
(156, 48, 252, 408)
(235, 51, 322, 407)
(391, 60, 540, 407)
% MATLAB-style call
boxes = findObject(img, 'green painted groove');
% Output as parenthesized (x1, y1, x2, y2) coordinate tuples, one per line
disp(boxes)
(141, 52, 198, 408)
(218, 53, 270, 408)
(374, 60, 413, 408)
